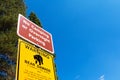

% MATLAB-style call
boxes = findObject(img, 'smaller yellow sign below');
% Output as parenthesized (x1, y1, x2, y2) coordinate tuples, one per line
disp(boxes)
(16, 39, 56, 80)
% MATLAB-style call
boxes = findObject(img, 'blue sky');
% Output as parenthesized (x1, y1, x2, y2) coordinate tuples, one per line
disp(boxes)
(25, 0, 120, 80)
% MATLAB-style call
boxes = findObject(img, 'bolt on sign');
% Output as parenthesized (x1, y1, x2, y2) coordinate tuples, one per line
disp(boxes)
(16, 39, 56, 80)
(17, 14, 54, 54)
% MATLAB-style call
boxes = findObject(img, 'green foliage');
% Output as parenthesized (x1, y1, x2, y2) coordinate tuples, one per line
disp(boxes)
(0, 0, 26, 31)
(0, 0, 26, 58)
(0, 27, 18, 60)
(0, 0, 26, 79)
(28, 12, 43, 27)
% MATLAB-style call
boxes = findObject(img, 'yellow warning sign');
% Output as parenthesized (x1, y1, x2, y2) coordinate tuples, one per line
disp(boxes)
(16, 39, 56, 80)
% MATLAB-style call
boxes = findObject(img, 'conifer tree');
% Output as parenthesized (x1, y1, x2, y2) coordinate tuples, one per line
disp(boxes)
(28, 12, 43, 27)
(0, 0, 26, 79)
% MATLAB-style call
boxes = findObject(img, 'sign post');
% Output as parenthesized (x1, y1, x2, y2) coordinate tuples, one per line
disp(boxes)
(16, 14, 57, 80)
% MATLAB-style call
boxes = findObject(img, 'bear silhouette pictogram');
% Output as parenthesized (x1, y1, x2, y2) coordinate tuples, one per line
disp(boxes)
(34, 54, 43, 65)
